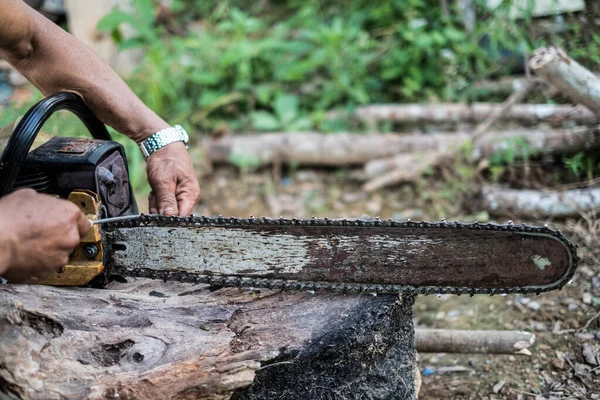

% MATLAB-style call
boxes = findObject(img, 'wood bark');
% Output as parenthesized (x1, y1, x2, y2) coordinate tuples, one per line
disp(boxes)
(328, 103, 597, 125)
(415, 329, 535, 355)
(478, 185, 600, 218)
(204, 125, 600, 170)
(0, 279, 418, 400)
(530, 47, 600, 117)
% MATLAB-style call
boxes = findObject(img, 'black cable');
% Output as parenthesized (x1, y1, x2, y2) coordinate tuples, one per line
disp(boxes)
(0, 92, 110, 196)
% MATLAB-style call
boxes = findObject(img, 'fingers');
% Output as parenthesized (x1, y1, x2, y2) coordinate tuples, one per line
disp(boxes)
(148, 191, 158, 214)
(154, 180, 179, 216)
(176, 178, 201, 216)
(76, 210, 91, 237)
(146, 143, 200, 216)
(177, 193, 197, 216)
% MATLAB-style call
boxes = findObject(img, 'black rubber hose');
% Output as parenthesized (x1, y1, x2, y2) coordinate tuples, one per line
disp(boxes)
(0, 92, 110, 196)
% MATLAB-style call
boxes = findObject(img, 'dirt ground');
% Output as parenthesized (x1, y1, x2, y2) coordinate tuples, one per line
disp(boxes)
(179, 165, 600, 400)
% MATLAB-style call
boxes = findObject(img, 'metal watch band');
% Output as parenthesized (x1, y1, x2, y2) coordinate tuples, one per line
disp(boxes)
(139, 125, 189, 159)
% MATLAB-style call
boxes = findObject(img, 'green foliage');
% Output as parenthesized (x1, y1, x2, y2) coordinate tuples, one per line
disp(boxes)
(563, 152, 598, 181)
(250, 94, 312, 131)
(228, 152, 261, 173)
(489, 137, 534, 166)
(97, 0, 533, 135)
(563, 152, 586, 177)
(5, 0, 583, 196)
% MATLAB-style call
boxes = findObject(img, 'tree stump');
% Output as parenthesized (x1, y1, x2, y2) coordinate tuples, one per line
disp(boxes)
(0, 279, 418, 400)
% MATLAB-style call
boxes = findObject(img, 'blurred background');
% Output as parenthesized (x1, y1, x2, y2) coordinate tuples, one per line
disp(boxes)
(1, 0, 600, 398)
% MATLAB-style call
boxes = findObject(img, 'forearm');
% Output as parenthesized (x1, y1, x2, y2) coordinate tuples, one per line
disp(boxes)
(0, 3, 166, 142)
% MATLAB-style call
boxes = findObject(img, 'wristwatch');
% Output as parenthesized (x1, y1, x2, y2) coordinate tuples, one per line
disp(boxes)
(139, 125, 189, 160)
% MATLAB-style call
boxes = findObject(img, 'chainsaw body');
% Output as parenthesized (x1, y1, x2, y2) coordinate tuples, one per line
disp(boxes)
(0, 93, 136, 285)
(0, 131, 135, 217)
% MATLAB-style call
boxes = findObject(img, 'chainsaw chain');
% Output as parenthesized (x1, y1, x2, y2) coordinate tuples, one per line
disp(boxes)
(102, 214, 579, 296)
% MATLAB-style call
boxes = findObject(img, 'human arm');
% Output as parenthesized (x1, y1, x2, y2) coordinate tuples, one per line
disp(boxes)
(0, 0, 200, 215)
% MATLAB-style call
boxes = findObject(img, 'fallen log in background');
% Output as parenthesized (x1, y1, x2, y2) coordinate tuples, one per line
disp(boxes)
(204, 132, 470, 167)
(204, 125, 600, 171)
(479, 185, 600, 218)
(531, 47, 600, 117)
(469, 77, 544, 99)
(361, 125, 600, 191)
(363, 152, 451, 193)
(468, 75, 600, 101)
(415, 329, 535, 355)
(472, 79, 536, 139)
(0, 279, 418, 400)
(329, 103, 597, 125)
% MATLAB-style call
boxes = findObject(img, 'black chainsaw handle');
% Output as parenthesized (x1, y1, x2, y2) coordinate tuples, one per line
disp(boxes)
(0, 92, 111, 196)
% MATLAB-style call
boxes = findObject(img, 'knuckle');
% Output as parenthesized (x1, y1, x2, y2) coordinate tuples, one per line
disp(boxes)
(14, 188, 37, 198)
(66, 205, 84, 221)
(59, 229, 80, 249)
(67, 231, 81, 247)
(158, 194, 177, 204)
(64, 200, 81, 213)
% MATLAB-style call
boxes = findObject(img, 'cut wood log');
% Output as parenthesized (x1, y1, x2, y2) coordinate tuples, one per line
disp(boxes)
(328, 103, 597, 125)
(0, 279, 418, 400)
(479, 185, 600, 218)
(415, 329, 535, 355)
(530, 47, 600, 117)
(204, 125, 600, 170)
(468, 76, 597, 101)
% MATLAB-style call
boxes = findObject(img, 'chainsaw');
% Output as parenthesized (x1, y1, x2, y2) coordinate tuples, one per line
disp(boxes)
(0, 93, 578, 295)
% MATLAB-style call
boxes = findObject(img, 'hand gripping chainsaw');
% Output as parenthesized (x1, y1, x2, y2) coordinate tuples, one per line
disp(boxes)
(0, 93, 578, 295)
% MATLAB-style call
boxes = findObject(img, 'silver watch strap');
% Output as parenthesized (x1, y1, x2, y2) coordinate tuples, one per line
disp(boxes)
(139, 125, 189, 159)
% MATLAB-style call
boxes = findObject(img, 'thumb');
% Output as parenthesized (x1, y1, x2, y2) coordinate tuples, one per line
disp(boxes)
(76, 211, 91, 237)
(154, 179, 179, 216)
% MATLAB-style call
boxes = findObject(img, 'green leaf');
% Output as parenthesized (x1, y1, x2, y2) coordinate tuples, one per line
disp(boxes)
(254, 85, 273, 105)
(110, 28, 122, 44)
(132, 0, 156, 26)
(189, 71, 221, 85)
(274, 94, 298, 125)
(250, 111, 281, 131)
(118, 37, 146, 51)
(97, 10, 134, 31)
(288, 116, 313, 131)
(228, 152, 261, 173)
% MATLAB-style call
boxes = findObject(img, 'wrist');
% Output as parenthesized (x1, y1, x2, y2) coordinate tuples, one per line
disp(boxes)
(139, 125, 189, 160)
(125, 114, 170, 145)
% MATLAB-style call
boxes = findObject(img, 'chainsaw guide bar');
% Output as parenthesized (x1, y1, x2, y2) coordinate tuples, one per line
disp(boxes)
(101, 214, 578, 296)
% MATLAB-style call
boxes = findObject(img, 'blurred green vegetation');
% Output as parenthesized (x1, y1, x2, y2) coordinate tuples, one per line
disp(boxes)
(96, 0, 534, 134)
(1, 0, 598, 197)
